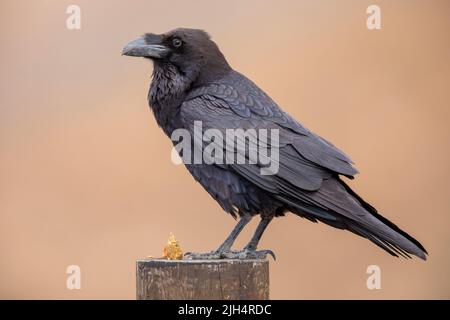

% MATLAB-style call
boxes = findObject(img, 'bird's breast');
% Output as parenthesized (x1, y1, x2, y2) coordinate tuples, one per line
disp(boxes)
(147, 86, 186, 136)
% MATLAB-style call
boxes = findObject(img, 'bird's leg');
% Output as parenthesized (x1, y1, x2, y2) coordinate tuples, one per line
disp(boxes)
(184, 215, 252, 260)
(222, 216, 276, 260)
(217, 214, 252, 252)
(244, 216, 273, 251)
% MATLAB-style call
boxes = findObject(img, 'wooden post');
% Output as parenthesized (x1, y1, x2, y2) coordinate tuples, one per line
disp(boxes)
(136, 259, 269, 300)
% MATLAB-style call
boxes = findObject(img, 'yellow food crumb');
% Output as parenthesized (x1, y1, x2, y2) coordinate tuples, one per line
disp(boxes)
(162, 233, 183, 260)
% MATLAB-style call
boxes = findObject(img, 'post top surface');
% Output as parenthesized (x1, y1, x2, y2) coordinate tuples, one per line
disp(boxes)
(136, 259, 268, 265)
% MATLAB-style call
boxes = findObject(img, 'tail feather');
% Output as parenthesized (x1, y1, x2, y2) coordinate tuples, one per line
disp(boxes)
(346, 220, 414, 259)
(286, 177, 428, 260)
(338, 177, 428, 259)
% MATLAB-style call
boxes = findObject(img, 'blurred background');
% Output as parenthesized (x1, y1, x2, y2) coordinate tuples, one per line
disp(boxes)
(1, 0, 449, 299)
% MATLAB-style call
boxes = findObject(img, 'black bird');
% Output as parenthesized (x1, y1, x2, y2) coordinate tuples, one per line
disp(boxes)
(122, 28, 427, 260)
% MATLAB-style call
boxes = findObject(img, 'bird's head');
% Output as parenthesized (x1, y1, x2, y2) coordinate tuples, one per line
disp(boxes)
(122, 28, 231, 85)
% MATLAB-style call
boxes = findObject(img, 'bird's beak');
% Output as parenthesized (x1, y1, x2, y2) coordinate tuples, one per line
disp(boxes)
(122, 37, 169, 58)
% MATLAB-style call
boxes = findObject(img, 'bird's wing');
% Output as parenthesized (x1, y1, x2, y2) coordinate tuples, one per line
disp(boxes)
(180, 95, 334, 219)
(180, 94, 326, 189)
(185, 74, 357, 178)
(180, 83, 348, 220)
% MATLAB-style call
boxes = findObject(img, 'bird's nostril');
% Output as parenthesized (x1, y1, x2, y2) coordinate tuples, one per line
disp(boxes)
(144, 33, 162, 44)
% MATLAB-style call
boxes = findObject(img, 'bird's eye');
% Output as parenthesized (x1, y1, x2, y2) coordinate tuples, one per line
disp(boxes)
(172, 38, 182, 48)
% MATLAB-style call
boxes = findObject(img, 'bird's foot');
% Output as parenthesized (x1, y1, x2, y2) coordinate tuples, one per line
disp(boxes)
(184, 250, 222, 260)
(184, 249, 276, 260)
(221, 249, 276, 260)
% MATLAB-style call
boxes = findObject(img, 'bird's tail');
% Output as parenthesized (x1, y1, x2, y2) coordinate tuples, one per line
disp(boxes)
(285, 178, 428, 260)
(337, 178, 428, 260)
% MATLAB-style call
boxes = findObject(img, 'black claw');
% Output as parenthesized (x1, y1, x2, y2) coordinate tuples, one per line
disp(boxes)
(262, 249, 276, 261)
(246, 249, 276, 261)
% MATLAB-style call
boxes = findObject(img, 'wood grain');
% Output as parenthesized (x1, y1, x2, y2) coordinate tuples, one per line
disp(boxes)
(136, 259, 269, 300)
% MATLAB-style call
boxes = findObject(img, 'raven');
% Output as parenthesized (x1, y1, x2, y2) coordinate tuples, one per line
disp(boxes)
(123, 28, 427, 260)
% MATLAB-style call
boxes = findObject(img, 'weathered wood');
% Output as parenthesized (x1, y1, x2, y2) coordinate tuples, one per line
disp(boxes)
(136, 259, 269, 300)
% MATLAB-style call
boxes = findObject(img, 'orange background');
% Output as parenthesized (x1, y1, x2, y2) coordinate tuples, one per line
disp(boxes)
(1, 0, 449, 299)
